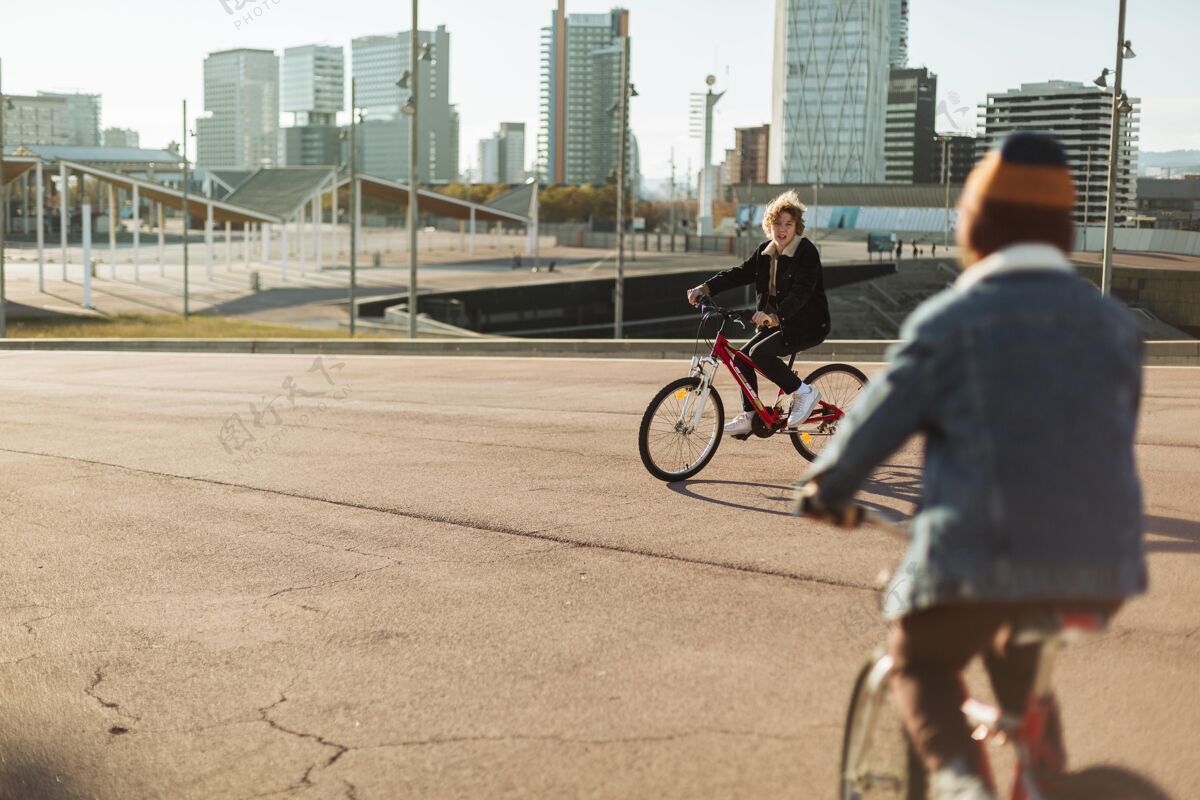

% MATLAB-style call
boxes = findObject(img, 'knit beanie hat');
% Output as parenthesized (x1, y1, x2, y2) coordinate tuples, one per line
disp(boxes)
(963, 132, 1076, 211)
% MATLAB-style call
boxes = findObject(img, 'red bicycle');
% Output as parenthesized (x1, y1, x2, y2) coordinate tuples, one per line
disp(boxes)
(833, 509, 1115, 800)
(637, 297, 868, 482)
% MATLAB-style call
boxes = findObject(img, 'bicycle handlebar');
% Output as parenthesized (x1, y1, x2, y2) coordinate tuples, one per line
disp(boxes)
(793, 482, 910, 540)
(696, 296, 750, 328)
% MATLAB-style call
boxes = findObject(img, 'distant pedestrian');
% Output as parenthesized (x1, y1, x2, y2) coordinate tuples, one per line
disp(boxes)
(932, 243, 937, 257)
(548, 260, 557, 272)
(895, 240, 903, 261)
(911, 241, 918, 258)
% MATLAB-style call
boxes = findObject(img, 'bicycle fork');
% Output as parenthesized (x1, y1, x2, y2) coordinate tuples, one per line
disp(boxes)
(678, 356, 719, 432)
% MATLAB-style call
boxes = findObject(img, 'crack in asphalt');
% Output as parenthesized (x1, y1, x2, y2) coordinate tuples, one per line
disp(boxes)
(86, 667, 142, 726)
(21, 610, 56, 635)
(0, 446, 876, 593)
(266, 564, 393, 600)
(0, 645, 167, 669)
(253, 682, 350, 797)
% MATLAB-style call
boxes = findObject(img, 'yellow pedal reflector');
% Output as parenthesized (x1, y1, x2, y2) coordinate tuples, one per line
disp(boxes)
(801, 432, 813, 444)
(674, 389, 689, 399)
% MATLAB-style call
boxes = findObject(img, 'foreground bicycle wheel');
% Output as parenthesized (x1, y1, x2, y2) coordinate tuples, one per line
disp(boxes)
(841, 652, 926, 800)
(792, 363, 869, 462)
(638, 376, 724, 481)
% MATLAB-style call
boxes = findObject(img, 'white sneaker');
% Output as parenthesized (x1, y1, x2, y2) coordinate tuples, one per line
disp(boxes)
(787, 385, 822, 427)
(930, 759, 997, 800)
(724, 412, 753, 436)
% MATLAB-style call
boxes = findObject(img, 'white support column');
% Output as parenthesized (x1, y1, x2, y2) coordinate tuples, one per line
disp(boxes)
(312, 192, 320, 271)
(81, 202, 93, 308)
(297, 201, 306, 276)
(244, 222, 251, 268)
(35, 160, 44, 292)
(469, 207, 476, 255)
(204, 175, 214, 281)
(132, 184, 140, 281)
(354, 179, 362, 265)
(225, 220, 232, 269)
(157, 202, 165, 276)
(262, 223, 270, 261)
(108, 183, 117, 278)
(60, 162, 69, 279)
(280, 220, 289, 281)
(331, 182, 339, 261)
(21, 171, 30, 235)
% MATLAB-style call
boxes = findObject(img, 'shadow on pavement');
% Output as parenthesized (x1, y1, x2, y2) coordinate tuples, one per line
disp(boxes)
(1143, 513, 1200, 554)
(1052, 765, 1173, 799)
(668, 479, 797, 517)
(0, 755, 88, 800)
(862, 463, 924, 506)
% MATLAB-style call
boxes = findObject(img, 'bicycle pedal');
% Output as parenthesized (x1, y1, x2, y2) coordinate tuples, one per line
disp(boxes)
(731, 433, 751, 441)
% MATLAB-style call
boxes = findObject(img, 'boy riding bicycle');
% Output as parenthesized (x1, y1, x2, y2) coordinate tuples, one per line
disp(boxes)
(796, 133, 1146, 800)
(686, 190, 831, 435)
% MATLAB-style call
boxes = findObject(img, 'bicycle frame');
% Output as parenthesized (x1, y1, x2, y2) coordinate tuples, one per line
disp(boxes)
(684, 324, 843, 433)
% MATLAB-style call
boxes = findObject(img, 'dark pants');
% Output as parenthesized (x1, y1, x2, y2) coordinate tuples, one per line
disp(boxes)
(736, 328, 803, 412)
(888, 600, 1121, 778)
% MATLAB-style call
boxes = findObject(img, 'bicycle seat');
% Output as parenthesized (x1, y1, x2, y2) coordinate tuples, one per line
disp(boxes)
(1010, 608, 1111, 646)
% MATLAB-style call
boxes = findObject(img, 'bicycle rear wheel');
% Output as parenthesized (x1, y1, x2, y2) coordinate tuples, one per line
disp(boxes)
(840, 650, 925, 800)
(791, 363, 869, 462)
(638, 376, 723, 482)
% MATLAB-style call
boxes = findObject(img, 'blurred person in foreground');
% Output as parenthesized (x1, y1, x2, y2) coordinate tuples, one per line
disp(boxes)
(796, 132, 1146, 800)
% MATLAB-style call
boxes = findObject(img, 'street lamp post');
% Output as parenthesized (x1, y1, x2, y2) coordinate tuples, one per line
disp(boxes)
(406, 1, 419, 339)
(940, 135, 951, 249)
(182, 99, 190, 318)
(347, 78, 359, 337)
(1100, 0, 1130, 297)
(614, 35, 631, 339)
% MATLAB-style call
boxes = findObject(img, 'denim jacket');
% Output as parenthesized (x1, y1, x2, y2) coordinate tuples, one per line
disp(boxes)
(804, 244, 1147, 619)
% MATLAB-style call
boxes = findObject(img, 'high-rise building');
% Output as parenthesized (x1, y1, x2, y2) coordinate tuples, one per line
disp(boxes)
(730, 124, 770, 186)
(478, 122, 527, 184)
(3, 95, 73, 145)
(978, 80, 1139, 225)
(281, 44, 344, 166)
(769, 0, 890, 185)
(351, 26, 458, 184)
(102, 127, 140, 148)
(538, 5, 631, 185)
(478, 136, 500, 183)
(885, 66, 937, 183)
(934, 133, 978, 185)
(498, 122, 526, 183)
(37, 92, 101, 146)
(196, 48, 279, 169)
(889, 0, 909, 67)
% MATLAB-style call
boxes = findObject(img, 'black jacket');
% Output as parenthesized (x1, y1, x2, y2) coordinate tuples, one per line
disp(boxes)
(704, 237, 831, 349)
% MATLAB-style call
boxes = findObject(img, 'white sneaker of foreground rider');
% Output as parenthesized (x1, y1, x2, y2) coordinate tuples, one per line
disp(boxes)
(930, 758, 997, 800)
(724, 412, 753, 436)
(787, 384, 822, 427)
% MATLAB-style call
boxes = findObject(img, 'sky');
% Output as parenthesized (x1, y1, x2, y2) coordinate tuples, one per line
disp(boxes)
(1, 0, 1197, 182)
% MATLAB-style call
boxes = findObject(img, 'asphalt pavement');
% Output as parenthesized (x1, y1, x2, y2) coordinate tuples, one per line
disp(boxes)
(1, 353, 1196, 799)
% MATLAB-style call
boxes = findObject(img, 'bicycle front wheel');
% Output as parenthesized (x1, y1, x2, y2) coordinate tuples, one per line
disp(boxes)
(840, 650, 925, 800)
(792, 363, 869, 462)
(638, 376, 723, 482)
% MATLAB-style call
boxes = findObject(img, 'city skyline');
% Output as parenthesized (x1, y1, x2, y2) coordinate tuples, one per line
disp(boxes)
(0, 0, 1197, 182)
